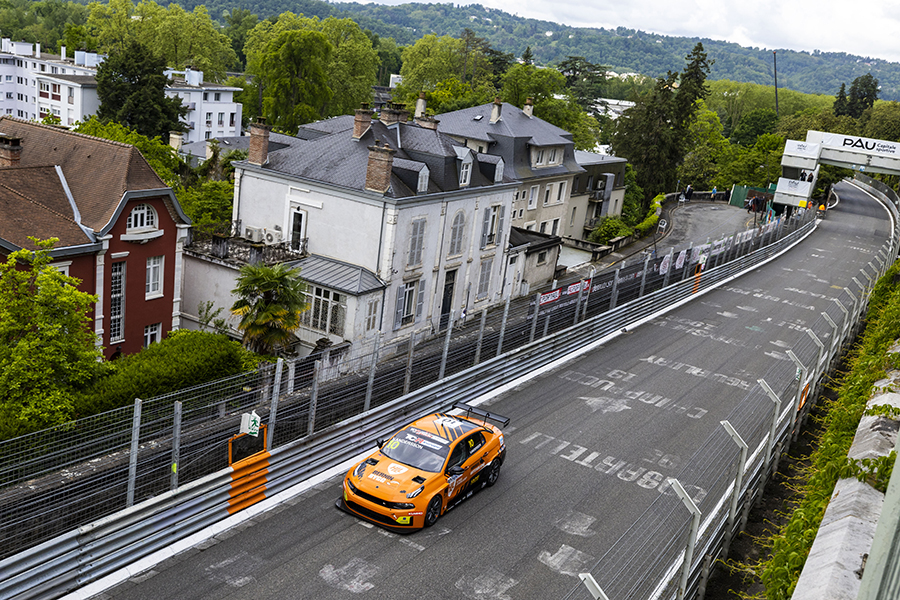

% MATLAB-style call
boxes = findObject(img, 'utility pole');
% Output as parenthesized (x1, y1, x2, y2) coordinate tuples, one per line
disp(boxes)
(773, 50, 779, 117)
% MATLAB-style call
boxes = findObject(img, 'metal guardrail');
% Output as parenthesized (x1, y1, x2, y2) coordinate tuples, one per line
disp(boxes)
(0, 209, 823, 600)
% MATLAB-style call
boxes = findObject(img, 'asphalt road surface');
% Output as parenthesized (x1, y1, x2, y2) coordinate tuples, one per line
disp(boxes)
(99, 182, 891, 600)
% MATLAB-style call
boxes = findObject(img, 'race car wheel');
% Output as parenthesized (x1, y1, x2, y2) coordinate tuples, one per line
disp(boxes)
(486, 460, 501, 487)
(424, 495, 442, 527)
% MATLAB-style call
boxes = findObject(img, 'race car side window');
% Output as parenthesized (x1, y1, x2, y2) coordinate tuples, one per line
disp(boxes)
(447, 441, 466, 469)
(465, 432, 486, 458)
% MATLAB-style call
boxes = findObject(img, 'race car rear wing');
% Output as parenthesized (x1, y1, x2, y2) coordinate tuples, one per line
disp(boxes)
(452, 401, 511, 428)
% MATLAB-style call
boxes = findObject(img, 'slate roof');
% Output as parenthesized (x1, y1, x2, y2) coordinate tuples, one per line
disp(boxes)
(287, 254, 385, 296)
(574, 149, 627, 167)
(509, 226, 562, 253)
(0, 117, 168, 232)
(260, 117, 507, 198)
(0, 165, 92, 249)
(43, 74, 97, 86)
(180, 132, 296, 160)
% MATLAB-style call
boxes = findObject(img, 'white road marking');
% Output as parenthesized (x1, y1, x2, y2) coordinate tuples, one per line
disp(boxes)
(538, 544, 595, 577)
(554, 510, 597, 537)
(765, 351, 791, 361)
(319, 558, 379, 593)
(581, 396, 632, 413)
(204, 551, 260, 588)
(769, 339, 791, 348)
(735, 305, 758, 312)
(455, 567, 519, 599)
(717, 311, 739, 318)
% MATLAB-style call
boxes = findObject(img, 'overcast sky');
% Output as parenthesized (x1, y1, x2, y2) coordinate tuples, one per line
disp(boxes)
(366, 0, 900, 64)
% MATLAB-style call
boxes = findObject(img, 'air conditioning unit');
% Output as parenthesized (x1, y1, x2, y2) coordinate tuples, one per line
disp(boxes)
(264, 229, 282, 245)
(244, 226, 263, 243)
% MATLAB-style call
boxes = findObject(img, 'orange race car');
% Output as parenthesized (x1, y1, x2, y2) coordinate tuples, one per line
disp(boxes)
(336, 401, 509, 532)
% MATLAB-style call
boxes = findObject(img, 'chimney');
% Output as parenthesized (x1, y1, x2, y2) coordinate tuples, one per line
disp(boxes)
(0, 135, 22, 167)
(365, 141, 395, 194)
(60, 45, 66, 61)
(414, 92, 427, 118)
(169, 131, 183, 152)
(380, 104, 407, 126)
(35, 42, 40, 58)
(353, 104, 373, 139)
(490, 97, 502, 123)
(248, 118, 271, 166)
(414, 114, 440, 130)
(523, 97, 534, 117)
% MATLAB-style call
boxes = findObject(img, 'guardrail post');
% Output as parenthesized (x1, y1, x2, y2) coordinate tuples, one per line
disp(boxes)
(364, 333, 381, 412)
(759, 378, 782, 474)
(529, 292, 541, 342)
(440, 310, 455, 379)
(574, 279, 585, 326)
(404, 336, 415, 395)
(720, 420, 748, 554)
(126, 397, 142, 507)
(267, 358, 284, 451)
(308, 359, 321, 436)
(171, 400, 181, 491)
(609, 267, 621, 310)
(639, 254, 650, 297)
(682, 242, 693, 281)
(833, 298, 850, 343)
(822, 312, 840, 370)
(582, 269, 595, 321)
(474, 308, 487, 365)
(669, 477, 702, 600)
(806, 329, 825, 387)
(786, 350, 807, 442)
(286, 358, 296, 395)
(663, 248, 674, 287)
(497, 294, 512, 357)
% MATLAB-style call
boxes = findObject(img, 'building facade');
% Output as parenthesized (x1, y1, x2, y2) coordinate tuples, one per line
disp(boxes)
(0, 118, 190, 358)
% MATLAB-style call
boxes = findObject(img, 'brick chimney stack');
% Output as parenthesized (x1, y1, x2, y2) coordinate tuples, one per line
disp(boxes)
(248, 118, 270, 166)
(365, 141, 396, 194)
(380, 104, 407, 126)
(414, 114, 440, 130)
(523, 97, 534, 117)
(0, 135, 22, 167)
(490, 97, 502, 124)
(414, 92, 427, 118)
(353, 104, 373, 139)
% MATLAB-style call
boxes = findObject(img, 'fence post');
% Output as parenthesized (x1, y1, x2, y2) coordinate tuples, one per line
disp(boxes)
(582, 269, 595, 321)
(806, 329, 825, 388)
(364, 333, 381, 412)
(682, 242, 693, 281)
(403, 336, 415, 395)
(286, 358, 296, 395)
(171, 401, 181, 491)
(663, 248, 674, 287)
(822, 312, 840, 370)
(126, 398, 142, 507)
(720, 420, 748, 552)
(474, 309, 487, 365)
(496, 295, 512, 357)
(786, 350, 807, 442)
(266, 358, 283, 451)
(833, 298, 850, 342)
(308, 360, 321, 436)
(440, 310, 455, 380)
(609, 267, 621, 310)
(639, 254, 650, 297)
(669, 477, 702, 600)
(759, 378, 782, 474)
(529, 292, 541, 342)
(574, 279, 585, 326)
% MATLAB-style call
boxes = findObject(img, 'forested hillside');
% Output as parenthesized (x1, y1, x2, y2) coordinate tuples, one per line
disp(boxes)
(158, 0, 900, 101)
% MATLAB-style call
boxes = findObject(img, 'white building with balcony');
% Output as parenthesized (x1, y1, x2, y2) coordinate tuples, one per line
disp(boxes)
(164, 68, 243, 143)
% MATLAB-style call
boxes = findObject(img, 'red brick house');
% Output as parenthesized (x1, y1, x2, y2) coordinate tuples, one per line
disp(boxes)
(0, 118, 190, 359)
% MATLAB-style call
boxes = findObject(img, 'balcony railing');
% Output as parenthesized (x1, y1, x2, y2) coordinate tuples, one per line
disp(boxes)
(185, 224, 309, 265)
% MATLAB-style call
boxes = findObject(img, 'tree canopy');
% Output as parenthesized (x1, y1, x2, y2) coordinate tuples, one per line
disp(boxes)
(0, 238, 102, 439)
(231, 262, 309, 356)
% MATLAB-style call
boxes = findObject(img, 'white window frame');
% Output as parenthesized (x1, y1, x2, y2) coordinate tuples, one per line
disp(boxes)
(543, 185, 552, 205)
(409, 218, 426, 267)
(394, 280, 424, 329)
(301, 286, 346, 336)
(110, 262, 125, 343)
(557, 181, 567, 203)
(476, 257, 493, 300)
(143, 323, 161, 347)
(145, 255, 163, 299)
(365, 298, 379, 332)
(480, 205, 505, 249)
(528, 185, 538, 209)
(126, 203, 157, 231)
(448, 211, 465, 256)
(459, 160, 472, 186)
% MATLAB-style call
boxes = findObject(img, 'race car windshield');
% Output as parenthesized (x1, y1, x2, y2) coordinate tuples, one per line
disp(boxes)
(381, 430, 450, 472)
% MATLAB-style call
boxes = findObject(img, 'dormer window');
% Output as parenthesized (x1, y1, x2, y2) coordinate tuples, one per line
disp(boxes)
(127, 204, 157, 231)
(459, 160, 472, 186)
(417, 166, 430, 193)
(533, 146, 563, 168)
(494, 158, 504, 183)
(122, 203, 164, 242)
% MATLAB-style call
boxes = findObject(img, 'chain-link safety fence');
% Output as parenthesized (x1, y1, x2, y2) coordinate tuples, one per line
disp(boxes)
(0, 205, 822, 565)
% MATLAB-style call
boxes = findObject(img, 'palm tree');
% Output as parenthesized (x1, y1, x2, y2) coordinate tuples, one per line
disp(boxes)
(231, 262, 308, 355)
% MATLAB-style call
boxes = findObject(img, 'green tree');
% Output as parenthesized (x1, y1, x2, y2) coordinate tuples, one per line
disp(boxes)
(86, 0, 136, 53)
(95, 39, 186, 139)
(861, 101, 900, 142)
(231, 263, 309, 356)
(394, 34, 465, 99)
(0, 238, 102, 439)
(557, 56, 607, 117)
(678, 101, 729, 191)
(521, 45, 533, 65)
(731, 107, 778, 146)
(222, 8, 259, 69)
(674, 43, 712, 130)
(833, 83, 850, 117)
(847, 73, 879, 119)
(370, 34, 402, 87)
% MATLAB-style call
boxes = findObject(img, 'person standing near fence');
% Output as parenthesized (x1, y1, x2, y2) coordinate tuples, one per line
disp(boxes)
(711, 186, 717, 201)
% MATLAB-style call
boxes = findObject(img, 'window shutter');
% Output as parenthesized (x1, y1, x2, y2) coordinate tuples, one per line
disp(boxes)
(480, 207, 490, 249)
(394, 286, 405, 330)
(497, 205, 505, 246)
(415, 280, 425, 321)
